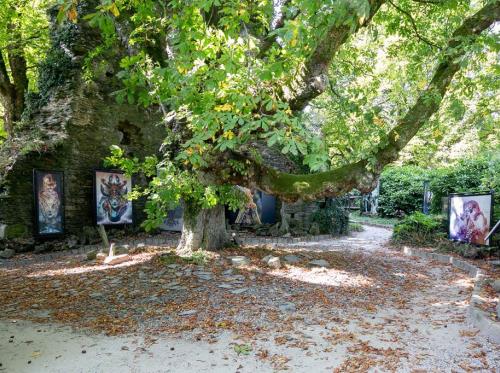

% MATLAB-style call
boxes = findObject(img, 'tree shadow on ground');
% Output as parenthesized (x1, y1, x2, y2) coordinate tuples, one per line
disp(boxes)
(0, 243, 435, 338)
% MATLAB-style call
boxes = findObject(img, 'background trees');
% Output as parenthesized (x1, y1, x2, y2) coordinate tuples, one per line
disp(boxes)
(0, 0, 49, 138)
(313, 2, 499, 169)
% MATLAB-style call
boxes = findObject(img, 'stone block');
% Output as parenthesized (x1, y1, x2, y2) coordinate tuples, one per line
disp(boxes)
(491, 279, 500, 293)
(309, 259, 329, 268)
(267, 257, 281, 269)
(104, 254, 130, 265)
(0, 248, 15, 259)
(230, 256, 250, 267)
(262, 255, 281, 269)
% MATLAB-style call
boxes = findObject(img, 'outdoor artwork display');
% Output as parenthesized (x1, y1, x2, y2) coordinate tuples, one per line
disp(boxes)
(423, 180, 432, 215)
(33, 170, 64, 236)
(94, 170, 133, 225)
(448, 192, 493, 246)
(161, 205, 183, 232)
(235, 187, 262, 225)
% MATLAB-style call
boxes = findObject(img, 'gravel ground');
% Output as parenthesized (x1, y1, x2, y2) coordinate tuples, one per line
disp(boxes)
(0, 226, 498, 372)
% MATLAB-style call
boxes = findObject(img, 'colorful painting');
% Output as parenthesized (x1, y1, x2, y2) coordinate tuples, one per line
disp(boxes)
(235, 187, 262, 225)
(33, 170, 64, 236)
(94, 170, 133, 225)
(449, 192, 493, 246)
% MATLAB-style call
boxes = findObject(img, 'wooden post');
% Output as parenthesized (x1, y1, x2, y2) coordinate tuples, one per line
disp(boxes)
(97, 224, 109, 251)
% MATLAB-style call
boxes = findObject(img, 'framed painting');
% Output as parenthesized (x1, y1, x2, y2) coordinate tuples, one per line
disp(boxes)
(33, 169, 65, 237)
(448, 191, 494, 246)
(93, 170, 133, 226)
(160, 205, 184, 232)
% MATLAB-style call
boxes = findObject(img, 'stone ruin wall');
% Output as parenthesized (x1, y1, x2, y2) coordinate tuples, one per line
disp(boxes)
(0, 85, 163, 244)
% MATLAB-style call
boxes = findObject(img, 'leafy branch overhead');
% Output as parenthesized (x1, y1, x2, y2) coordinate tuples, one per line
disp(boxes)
(57, 0, 498, 208)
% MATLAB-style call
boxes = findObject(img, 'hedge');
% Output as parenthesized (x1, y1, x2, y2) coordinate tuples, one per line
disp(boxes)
(378, 166, 428, 217)
(378, 154, 499, 222)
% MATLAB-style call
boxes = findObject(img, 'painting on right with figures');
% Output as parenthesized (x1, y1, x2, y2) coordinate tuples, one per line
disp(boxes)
(448, 192, 493, 246)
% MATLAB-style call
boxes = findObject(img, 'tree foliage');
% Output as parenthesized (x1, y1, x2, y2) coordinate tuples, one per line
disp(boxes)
(310, 0, 499, 169)
(392, 212, 444, 245)
(0, 0, 50, 135)
(48, 0, 500, 249)
(378, 165, 428, 217)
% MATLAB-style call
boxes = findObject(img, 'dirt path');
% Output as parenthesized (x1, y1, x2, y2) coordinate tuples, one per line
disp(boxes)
(1, 226, 498, 372)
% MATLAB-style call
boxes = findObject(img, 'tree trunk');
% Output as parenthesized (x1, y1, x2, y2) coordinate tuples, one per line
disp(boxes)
(1, 95, 16, 137)
(0, 29, 28, 139)
(176, 204, 230, 256)
(278, 201, 289, 235)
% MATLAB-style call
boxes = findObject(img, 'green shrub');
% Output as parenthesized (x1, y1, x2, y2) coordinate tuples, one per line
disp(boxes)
(429, 157, 492, 215)
(185, 249, 209, 265)
(348, 222, 364, 232)
(378, 166, 429, 217)
(311, 198, 349, 235)
(379, 154, 499, 223)
(392, 212, 445, 245)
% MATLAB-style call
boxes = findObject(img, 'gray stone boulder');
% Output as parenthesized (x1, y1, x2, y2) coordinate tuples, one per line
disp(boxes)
(262, 255, 281, 269)
(283, 255, 301, 264)
(309, 259, 329, 268)
(65, 236, 79, 250)
(230, 256, 250, 267)
(179, 310, 197, 317)
(0, 248, 15, 259)
(34, 242, 52, 254)
(492, 279, 500, 293)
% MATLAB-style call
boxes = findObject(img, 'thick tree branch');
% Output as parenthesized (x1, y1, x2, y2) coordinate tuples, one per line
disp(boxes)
(0, 51, 16, 137)
(288, 0, 385, 111)
(227, 0, 499, 202)
(7, 24, 28, 116)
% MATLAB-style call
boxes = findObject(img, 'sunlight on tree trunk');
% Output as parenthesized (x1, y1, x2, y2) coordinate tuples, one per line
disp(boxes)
(176, 204, 229, 256)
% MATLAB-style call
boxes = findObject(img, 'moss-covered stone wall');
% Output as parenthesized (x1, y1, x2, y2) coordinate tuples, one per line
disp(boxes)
(0, 83, 163, 240)
(0, 1, 164, 243)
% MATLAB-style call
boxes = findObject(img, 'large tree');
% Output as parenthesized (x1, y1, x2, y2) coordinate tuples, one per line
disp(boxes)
(67, 0, 499, 255)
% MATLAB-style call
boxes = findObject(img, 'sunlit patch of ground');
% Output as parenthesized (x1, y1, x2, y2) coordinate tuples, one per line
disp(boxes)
(26, 252, 158, 278)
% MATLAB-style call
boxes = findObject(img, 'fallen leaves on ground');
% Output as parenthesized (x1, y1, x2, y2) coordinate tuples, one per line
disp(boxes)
(0, 230, 495, 372)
